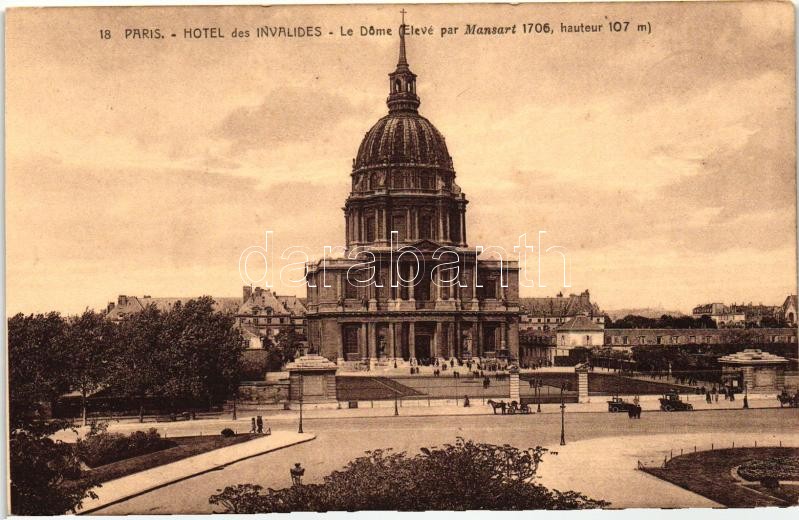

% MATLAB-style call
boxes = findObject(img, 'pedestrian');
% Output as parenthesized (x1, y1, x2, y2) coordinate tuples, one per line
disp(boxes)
(714, 389, 719, 403)
(250, 417, 257, 433)
(730, 390, 735, 402)
(450, 359, 455, 368)
(290, 463, 305, 486)
(256, 415, 263, 434)
(705, 391, 712, 404)
(463, 395, 470, 407)
(635, 405, 642, 419)
(633, 395, 640, 406)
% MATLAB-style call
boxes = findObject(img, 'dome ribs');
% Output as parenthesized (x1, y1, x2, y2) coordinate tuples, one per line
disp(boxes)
(354, 114, 454, 172)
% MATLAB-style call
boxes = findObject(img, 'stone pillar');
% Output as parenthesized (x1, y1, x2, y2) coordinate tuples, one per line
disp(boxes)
(409, 322, 416, 363)
(447, 323, 455, 359)
(477, 322, 483, 358)
(576, 364, 589, 403)
(389, 322, 396, 361)
(408, 264, 415, 301)
(509, 365, 520, 402)
(369, 323, 378, 367)
(336, 323, 345, 364)
(435, 322, 443, 361)
(435, 268, 442, 301)
(461, 210, 467, 245)
(359, 323, 367, 360)
(500, 322, 507, 350)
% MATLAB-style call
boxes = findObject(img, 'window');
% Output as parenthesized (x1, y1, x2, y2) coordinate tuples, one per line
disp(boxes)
(689, 335, 696, 343)
(366, 217, 376, 242)
(419, 215, 432, 239)
(656, 336, 663, 345)
(586, 335, 592, 345)
(623, 336, 629, 345)
(344, 275, 358, 299)
(671, 336, 678, 344)
(638, 336, 645, 344)
(392, 214, 406, 241)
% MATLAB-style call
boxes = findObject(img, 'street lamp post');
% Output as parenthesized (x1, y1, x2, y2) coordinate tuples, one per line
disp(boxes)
(559, 381, 566, 446)
(743, 376, 749, 409)
(394, 387, 399, 416)
(298, 374, 304, 434)
(536, 379, 542, 413)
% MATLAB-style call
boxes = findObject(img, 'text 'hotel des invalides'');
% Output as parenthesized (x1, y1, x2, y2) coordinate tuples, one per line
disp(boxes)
(304, 22, 521, 368)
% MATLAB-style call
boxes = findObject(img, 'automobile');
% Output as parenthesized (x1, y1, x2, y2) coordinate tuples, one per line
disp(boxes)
(607, 396, 638, 413)
(659, 392, 693, 411)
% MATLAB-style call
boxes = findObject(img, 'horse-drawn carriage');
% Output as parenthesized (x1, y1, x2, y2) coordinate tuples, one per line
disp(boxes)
(487, 399, 532, 415)
(777, 390, 799, 408)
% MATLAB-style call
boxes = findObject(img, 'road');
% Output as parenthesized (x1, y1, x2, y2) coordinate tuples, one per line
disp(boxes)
(92, 407, 799, 514)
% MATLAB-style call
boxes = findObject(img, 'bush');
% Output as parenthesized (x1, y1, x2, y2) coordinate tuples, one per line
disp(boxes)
(221, 428, 235, 438)
(209, 438, 609, 512)
(76, 428, 174, 468)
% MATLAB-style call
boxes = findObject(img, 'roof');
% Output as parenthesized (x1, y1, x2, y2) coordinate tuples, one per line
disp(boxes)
(783, 295, 797, 311)
(557, 316, 604, 332)
(520, 291, 599, 317)
(355, 113, 453, 172)
(238, 287, 291, 315)
(718, 349, 789, 365)
(277, 295, 307, 317)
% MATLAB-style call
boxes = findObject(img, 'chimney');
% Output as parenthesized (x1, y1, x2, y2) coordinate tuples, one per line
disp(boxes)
(243, 285, 253, 303)
(107, 302, 115, 313)
(118, 295, 127, 306)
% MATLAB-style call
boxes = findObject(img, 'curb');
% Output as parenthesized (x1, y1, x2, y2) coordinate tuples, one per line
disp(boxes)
(79, 434, 316, 515)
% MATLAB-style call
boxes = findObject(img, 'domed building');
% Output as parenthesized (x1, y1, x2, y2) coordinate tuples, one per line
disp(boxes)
(305, 21, 520, 368)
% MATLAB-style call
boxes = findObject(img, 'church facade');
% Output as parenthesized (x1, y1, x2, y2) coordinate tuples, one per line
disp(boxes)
(305, 23, 521, 368)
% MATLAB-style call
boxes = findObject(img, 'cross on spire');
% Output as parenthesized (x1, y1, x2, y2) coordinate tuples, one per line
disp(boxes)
(397, 9, 408, 67)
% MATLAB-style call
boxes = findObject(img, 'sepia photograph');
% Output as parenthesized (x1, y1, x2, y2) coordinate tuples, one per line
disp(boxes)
(3, 0, 799, 515)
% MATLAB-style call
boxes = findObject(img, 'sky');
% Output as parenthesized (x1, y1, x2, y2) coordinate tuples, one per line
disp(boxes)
(5, 2, 797, 315)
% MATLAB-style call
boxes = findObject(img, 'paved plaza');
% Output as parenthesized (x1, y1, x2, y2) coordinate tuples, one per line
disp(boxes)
(90, 407, 799, 514)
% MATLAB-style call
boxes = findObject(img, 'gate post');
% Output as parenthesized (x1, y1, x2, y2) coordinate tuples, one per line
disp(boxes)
(575, 363, 589, 403)
(509, 365, 520, 402)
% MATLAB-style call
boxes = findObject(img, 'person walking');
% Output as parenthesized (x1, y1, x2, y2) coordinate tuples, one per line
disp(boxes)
(250, 417, 257, 434)
(256, 415, 263, 434)
(290, 463, 305, 486)
(705, 391, 712, 404)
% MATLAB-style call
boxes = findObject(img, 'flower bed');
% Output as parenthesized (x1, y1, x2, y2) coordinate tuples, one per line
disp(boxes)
(75, 428, 175, 468)
(738, 456, 799, 482)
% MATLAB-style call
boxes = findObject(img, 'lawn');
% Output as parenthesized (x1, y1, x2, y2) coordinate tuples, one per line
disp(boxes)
(642, 447, 799, 507)
(72, 433, 259, 486)
(588, 373, 692, 395)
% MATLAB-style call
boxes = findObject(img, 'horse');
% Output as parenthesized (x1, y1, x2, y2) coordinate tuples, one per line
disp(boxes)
(487, 399, 507, 415)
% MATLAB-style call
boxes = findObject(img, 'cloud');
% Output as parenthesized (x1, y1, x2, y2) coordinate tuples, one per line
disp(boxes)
(212, 86, 360, 153)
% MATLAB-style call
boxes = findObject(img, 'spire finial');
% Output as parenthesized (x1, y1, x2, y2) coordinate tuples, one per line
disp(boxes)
(398, 9, 408, 67)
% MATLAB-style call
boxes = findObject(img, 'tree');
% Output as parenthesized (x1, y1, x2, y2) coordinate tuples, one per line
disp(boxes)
(158, 297, 245, 410)
(8, 312, 69, 427)
(63, 310, 118, 425)
(266, 328, 304, 370)
(10, 423, 99, 515)
(114, 304, 168, 422)
(209, 438, 609, 511)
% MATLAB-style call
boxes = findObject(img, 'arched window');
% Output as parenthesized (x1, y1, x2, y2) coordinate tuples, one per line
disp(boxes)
(394, 79, 401, 92)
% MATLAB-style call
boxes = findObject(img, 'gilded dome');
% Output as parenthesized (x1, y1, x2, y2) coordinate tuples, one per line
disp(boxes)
(354, 113, 453, 172)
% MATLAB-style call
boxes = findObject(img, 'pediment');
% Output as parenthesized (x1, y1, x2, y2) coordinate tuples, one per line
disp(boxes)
(403, 239, 452, 253)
